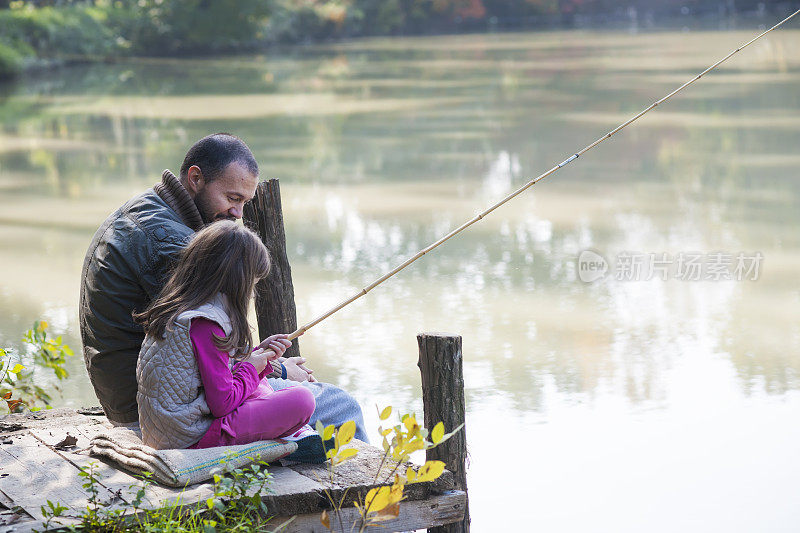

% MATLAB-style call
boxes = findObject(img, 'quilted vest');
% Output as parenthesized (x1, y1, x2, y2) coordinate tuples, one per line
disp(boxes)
(137, 293, 232, 449)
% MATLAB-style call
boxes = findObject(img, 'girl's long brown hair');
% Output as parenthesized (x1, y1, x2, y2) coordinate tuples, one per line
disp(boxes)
(134, 221, 270, 358)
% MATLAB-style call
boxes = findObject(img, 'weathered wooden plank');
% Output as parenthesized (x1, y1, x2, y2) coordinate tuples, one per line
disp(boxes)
(29, 424, 327, 518)
(263, 467, 325, 496)
(292, 439, 437, 489)
(0, 487, 33, 532)
(0, 489, 19, 511)
(0, 408, 94, 435)
(257, 466, 326, 517)
(288, 439, 454, 512)
(0, 515, 34, 533)
(30, 423, 328, 517)
(32, 422, 146, 505)
(290, 439, 391, 490)
(273, 490, 467, 533)
(0, 480, 33, 529)
(29, 419, 111, 450)
(0, 433, 116, 520)
(0, 519, 44, 533)
(29, 425, 215, 512)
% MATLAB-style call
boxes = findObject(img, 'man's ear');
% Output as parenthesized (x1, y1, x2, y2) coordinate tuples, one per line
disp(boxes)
(184, 165, 205, 197)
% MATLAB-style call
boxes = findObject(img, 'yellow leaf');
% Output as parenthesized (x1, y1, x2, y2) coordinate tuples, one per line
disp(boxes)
(364, 487, 379, 503)
(380, 428, 392, 437)
(326, 447, 338, 460)
(403, 415, 418, 433)
(333, 448, 358, 465)
(9, 364, 24, 374)
(322, 424, 335, 441)
(415, 460, 446, 483)
(338, 420, 356, 446)
(406, 466, 416, 483)
(371, 502, 400, 522)
(365, 486, 390, 513)
(431, 422, 444, 444)
(320, 509, 330, 529)
(403, 438, 424, 455)
(379, 405, 392, 420)
(39, 321, 48, 331)
(382, 437, 390, 452)
(206, 498, 214, 510)
(387, 483, 404, 506)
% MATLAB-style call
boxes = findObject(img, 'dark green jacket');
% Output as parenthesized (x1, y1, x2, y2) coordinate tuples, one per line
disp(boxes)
(79, 171, 203, 423)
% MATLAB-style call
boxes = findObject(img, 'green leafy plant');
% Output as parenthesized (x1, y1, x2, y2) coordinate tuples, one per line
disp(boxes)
(39, 459, 288, 532)
(201, 460, 288, 532)
(24, 320, 74, 380)
(1, 320, 73, 413)
(0, 347, 26, 412)
(40, 500, 68, 531)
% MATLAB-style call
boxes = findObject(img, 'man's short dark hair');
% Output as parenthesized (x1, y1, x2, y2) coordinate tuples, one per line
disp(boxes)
(180, 133, 259, 183)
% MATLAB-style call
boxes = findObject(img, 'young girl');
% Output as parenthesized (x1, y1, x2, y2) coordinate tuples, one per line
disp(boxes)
(134, 221, 322, 459)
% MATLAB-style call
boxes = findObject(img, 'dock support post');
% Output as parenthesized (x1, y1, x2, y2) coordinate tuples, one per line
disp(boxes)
(243, 179, 301, 359)
(417, 332, 470, 533)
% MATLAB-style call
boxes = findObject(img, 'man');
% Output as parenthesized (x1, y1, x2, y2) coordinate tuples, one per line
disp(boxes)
(80, 133, 367, 441)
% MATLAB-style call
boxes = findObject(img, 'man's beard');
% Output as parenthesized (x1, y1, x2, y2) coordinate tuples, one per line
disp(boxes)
(194, 189, 236, 224)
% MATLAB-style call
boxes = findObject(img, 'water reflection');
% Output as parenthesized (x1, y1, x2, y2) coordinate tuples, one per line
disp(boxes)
(1, 28, 799, 530)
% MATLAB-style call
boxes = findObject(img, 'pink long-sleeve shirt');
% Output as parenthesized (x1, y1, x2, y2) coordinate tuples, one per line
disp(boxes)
(188, 317, 270, 447)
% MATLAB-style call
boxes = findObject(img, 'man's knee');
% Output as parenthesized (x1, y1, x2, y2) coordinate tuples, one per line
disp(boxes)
(307, 383, 368, 443)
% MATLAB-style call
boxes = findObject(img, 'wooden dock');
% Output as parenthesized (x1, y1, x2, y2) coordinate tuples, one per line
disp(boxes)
(0, 408, 466, 532)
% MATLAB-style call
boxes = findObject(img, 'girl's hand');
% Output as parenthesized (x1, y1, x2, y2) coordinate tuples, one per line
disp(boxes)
(243, 349, 269, 373)
(256, 334, 292, 359)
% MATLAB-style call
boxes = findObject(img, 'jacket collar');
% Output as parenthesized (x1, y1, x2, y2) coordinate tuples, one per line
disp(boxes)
(153, 170, 204, 232)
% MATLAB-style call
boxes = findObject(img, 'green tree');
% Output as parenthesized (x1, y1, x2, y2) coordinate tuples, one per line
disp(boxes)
(110, 0, 272, 55)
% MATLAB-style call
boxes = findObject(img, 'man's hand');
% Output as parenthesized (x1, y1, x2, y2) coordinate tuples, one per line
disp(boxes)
(282, 356, 317, 382)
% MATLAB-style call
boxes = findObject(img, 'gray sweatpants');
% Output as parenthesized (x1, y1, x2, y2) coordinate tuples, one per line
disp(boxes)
(267, 378, 369, 443)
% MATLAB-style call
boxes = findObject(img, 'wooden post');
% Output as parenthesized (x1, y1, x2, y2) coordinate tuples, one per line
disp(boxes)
(417, 333, 469, 533)
(243, 179, 301, 358)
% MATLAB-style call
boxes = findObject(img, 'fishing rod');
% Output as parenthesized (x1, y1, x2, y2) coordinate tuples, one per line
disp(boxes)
(287, 9, 800, 342)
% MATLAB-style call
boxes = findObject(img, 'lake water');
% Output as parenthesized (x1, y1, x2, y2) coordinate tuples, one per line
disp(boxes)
(1, 28, 799, 531)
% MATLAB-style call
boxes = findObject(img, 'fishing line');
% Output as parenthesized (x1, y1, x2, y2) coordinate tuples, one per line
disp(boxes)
(287, 9, 800, 341)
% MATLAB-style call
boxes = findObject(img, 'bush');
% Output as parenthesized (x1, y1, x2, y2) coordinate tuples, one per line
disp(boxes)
(0, 6, 117, 60)
(0, 42, 23, 78)
(106, 0, 272, 56)
(1, 321, 74, 413)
